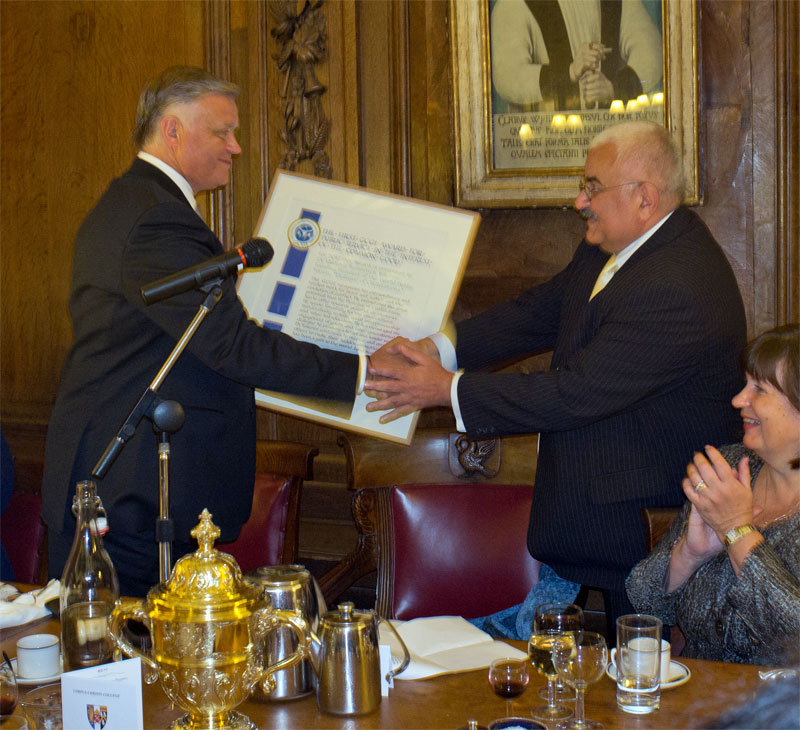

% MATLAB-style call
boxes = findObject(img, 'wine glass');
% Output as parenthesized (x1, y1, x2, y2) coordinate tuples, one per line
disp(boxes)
(0, 654, 18, 718)
(533, 602, 584, 701)
(551, 631, 608, 730)
(488, 657, 529, 717)
(529, 626, 572, 721)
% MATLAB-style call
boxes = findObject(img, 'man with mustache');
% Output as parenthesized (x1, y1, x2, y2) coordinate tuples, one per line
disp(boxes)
(366, 120, 747, 637)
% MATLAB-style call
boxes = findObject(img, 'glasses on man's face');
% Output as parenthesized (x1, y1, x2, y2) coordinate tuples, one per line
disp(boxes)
(578, 180, 642, 200)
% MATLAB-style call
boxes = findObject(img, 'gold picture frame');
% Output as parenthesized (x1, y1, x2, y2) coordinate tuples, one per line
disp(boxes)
(451, 0, 700, 208)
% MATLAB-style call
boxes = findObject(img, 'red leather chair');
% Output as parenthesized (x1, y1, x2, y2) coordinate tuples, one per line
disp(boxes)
(319, 429, 542, 620)
(384, 482, 540, 619)
(219, 440, 317, 574)
(1, 491, 48, 584)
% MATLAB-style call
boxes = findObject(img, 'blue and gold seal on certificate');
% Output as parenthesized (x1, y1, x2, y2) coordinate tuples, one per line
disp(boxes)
(288, 215, 321, 249)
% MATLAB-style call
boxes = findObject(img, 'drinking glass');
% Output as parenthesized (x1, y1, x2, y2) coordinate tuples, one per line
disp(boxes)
(533, 602, 584, 701)
(552, 631, 608, 730)
(488, 657, 529, 717)
(0, 656, 18, 717)
(615, 614, 663, 714)
(0, 717, 29, 729)
(528, 627, 572, 721)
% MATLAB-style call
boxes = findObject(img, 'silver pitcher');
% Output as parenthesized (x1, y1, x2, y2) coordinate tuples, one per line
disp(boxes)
(309, 602, 409, 716)
(245, 564, 322, 700)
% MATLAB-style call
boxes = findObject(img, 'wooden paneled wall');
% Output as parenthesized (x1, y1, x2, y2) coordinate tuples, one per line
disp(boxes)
(1, 0, 207, 489)
(1, 2, 797, 563)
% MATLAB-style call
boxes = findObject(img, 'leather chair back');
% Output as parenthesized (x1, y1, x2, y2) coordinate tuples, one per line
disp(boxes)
(1, 491, 48, 584)
(318, 428, 542, 618)
(220, 472, 293, 573)
(387, 483, 541, 620)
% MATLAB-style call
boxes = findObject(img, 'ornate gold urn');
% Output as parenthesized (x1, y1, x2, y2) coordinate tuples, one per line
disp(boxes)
(110, 509, 308, 730)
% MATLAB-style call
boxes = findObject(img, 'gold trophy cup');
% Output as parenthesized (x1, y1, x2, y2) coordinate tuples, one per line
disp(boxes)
(110, 509, 308, 730)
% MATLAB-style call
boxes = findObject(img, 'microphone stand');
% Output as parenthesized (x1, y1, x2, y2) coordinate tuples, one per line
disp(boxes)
(92, 283, 224, 582)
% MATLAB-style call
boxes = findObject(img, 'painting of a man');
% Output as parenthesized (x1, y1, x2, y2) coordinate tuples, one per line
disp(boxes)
(490, 0, 663, 112)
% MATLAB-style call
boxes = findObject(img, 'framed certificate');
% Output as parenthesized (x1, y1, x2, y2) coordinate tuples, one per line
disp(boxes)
(237, 171, 480, 444)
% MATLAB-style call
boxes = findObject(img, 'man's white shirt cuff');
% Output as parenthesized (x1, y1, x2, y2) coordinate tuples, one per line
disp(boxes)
(451, 370, 466, 432)
(430, 330, 463, 430)
(430, 331, 457, 372)
(357, 350, 367, 394)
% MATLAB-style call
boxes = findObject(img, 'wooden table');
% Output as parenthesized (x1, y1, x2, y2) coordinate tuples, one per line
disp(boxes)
(2, 614, 765, 730)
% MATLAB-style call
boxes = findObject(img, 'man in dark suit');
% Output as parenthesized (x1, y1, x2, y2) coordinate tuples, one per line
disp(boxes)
(365, 121, 747, 634)
(42, 67, 370, 596)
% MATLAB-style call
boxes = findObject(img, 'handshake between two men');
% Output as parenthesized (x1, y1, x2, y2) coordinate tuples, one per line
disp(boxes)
(366, 336, 453, 424)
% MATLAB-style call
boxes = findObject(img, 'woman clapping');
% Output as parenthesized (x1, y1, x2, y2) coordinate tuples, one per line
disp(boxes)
(626, 324, 799, 666)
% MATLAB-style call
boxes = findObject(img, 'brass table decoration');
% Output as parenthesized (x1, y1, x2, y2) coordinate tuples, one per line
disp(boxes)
(110, 509, 309, 730)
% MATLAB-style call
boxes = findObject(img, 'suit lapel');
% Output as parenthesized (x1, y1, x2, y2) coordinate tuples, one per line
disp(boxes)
(587, 207, 692, 300)
(553, 208, 693, 366)
(551, 243, 608, 366)
(128, 157, 196, 211)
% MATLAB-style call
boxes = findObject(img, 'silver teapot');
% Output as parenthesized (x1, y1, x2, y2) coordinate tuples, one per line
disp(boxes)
(309, 602, 409, 716)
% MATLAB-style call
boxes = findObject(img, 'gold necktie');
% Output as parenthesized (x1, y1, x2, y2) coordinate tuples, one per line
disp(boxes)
(589, 254, 618, 300)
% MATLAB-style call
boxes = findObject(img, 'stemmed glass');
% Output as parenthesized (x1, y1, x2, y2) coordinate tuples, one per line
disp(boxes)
(529, 625, 572, 721)
(0, 653, 19, 717)
(551, 631, 608, 730)
(488, 657, 530, 718)
(533, 602, 584, 701)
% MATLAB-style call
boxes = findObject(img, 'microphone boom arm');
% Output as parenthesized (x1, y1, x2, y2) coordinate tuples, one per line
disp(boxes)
(91, 283, 224, 478)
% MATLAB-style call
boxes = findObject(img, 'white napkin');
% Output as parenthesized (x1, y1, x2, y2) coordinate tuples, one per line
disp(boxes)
(0, 579, 60, 629)
(378, 615, 528, 680)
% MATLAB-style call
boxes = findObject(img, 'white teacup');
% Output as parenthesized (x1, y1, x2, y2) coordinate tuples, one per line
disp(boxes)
(16, 633, 61, 678)
(611, 638, 672, 682)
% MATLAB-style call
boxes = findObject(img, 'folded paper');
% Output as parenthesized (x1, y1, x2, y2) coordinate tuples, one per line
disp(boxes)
(61, 657, 143, 730)
(378, 615, 528, 680)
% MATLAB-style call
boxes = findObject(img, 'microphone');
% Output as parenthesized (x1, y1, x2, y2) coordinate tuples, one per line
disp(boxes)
(140, 238, 274, 305)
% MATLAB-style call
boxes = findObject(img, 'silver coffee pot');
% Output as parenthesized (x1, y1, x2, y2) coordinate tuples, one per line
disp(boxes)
(309, 602, 409, 716)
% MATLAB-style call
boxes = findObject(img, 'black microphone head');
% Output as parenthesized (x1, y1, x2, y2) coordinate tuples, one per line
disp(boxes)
(240, 238, 274, 268)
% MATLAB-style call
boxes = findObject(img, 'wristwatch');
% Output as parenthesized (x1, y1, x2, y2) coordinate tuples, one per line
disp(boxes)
(723, 523, 758, 549)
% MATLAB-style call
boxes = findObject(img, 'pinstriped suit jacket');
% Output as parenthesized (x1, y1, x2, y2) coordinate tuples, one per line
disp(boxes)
(455, 206, 746, 591)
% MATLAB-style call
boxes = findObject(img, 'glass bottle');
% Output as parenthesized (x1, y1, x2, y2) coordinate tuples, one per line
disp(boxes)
(59, 480, 120, 671)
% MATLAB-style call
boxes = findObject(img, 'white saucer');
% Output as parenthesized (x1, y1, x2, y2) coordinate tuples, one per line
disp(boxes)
(606, 659, 691, 690)
(10, 655, 63, 685)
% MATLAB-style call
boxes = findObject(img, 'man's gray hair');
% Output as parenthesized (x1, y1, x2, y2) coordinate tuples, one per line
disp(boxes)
(589, 121, 685, 206)
(132, 66, 240, 149)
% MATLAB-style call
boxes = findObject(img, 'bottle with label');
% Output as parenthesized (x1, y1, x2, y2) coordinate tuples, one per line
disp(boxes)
(59, 480, 120, 672)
